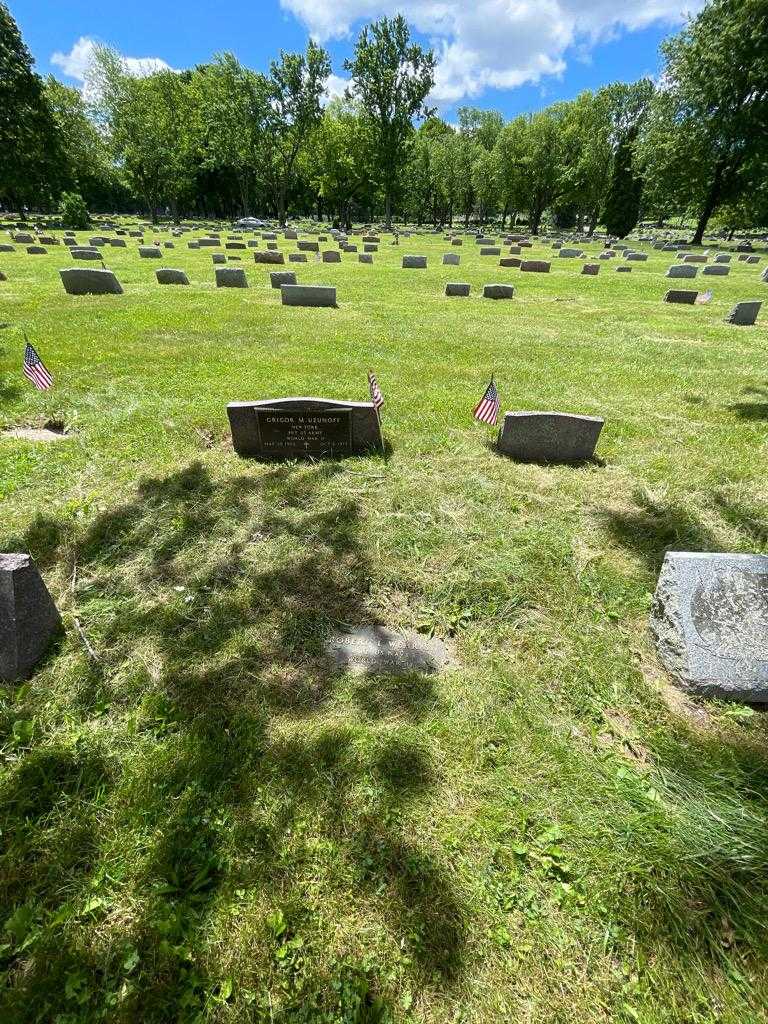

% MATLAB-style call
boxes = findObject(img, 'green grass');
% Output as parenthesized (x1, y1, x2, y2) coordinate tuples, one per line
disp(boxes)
(1, 226, 768, 1023)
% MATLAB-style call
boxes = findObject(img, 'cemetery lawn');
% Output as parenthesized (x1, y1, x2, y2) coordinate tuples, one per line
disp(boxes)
(2, 230, 768, 1024)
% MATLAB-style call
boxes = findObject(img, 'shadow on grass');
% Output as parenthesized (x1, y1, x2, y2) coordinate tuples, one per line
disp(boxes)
(727, 382, 768, 421)
(601, 489, 719, 574)
(0, 458, 464, 1022)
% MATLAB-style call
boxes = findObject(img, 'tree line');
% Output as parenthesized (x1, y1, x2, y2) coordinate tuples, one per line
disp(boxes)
(1, 0, 766, 243)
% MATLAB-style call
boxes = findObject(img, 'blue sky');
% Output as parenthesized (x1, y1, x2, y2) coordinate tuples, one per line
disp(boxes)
(11, 0, 699, 119)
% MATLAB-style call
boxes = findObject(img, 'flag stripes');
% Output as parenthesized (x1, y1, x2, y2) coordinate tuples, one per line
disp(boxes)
(23, 342, 54, 391)
(473, 376, 499, 425)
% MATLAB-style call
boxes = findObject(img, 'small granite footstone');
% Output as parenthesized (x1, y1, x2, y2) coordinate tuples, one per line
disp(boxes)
(483, 284, 514, 299)
(402, 255, 427, 269)
(280, 284, 336, 307)
(650, 551, 768, 702)
(445, 282, 470, 296)
(156, 268, 189, 285)
(726, 301, 761, 326)
(215, 267, 248, 288)
(270, 270, 297, 288)
(442, 253, 460, 265)
(139, 246, 162, 258)
(325, 625, 453, 675)
(60, 268, 123, 295)
(665, 290, 698, 305)
(0, 554, 62, 681)
(582, 264, 599, 275)
(227, 397, 382, 458)
(497, 411, 604, 463)
(520, 260, 550, 273)
(254, 250, 285, 265)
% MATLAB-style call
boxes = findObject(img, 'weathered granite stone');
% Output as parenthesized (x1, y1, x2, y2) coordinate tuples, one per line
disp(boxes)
(445, 282, 470, 296)
(682, 254, 707, 263)
(0, 244, 15, 253)
(198, 238, 220, 247)
(270, 270, 297, 288)
(508, 245, 522, 255)
(650, 551, 768, 701)
(559, 248, 583, 257)
(254, 250, 285, 265)
(451, 238, 463, 246)
(13, 232, 34, 243)
(266, 242, 278, 251)
(0, 554, 62, 680)
(483, 283, 514, 299)
(725, 301, 761, 326)
(714, 253, 732, 263)
(358, 253, 373, 264)
(480, 247, 501, 256)
(442, 253, 460, 265)
(60, 268, 123, 295)
(761, 267, 768, 283)
(322, 250, 341, 263)
(139, 246, 162, 258)
(164, 242, 174, 248)
(212, 253, 226, 264)
(745, 255, 760, 265)
(26, 246, 47, 254)
(497, 411, 604, 463)
(499, 257, 521, 268)
(289, 253, 307, 263)
(188, 241, 200, 249)
(520, 260, 550, 273)
(703, 264, 729, 276)
(284, 230, 298, 240)
(227, 397, 381, 458)
(667, 265, 698, 278)
(402, 255, 427, 268)
(325, 625, 452, 675)
(110, 238, 127, 247)
(616, 266, 632, 273)
(362, 235, 380, 243)
(71, 248, 101, 260)
(280, 284, 336, 307)
(582, 264, 599, 275)
(247, 240, 259, 248)
(262, 232, 277, 240)
(215, 267, 248, 288)
(298, 240, 319, 252)
(364, 243, 378, 252)
(156, 268, 189, 285)
(626, 252, 648, 261)
(226, 241, 246, 250)
(665, 289, 699, 304)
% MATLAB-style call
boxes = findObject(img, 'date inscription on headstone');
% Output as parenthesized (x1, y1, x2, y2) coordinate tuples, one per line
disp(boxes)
(255, 407, 352, 456)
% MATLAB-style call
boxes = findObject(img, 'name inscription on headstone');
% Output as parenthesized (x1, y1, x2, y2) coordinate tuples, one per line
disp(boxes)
(255, 407, 352, 456)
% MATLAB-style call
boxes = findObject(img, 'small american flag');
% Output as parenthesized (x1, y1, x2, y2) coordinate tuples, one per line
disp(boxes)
(473, 376, 499, 425)
(23, 340, 54, 391)
(695, 289, 713, 305)
(368, 370, 384, 412)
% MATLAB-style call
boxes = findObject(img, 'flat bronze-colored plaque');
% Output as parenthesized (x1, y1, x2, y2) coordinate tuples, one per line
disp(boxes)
(255, 406, 352, 457)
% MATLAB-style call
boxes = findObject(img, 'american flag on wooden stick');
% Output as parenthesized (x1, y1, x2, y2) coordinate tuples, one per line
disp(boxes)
(368, 370, 384, 412)
(695, 289, 713, 305)
(473, 376, 499, 425)
(23, 339, 54, 391)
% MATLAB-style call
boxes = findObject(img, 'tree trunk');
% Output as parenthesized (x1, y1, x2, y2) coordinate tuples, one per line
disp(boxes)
(384, 187, 392, 231)
(691, 167, 724, 245)
(277, 183, 287, 227)
(727, 225, 735, 241)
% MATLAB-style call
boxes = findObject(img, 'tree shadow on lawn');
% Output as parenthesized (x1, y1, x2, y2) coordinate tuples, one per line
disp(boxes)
(1, 458, 465, 1021)
(727, 382, 768, 421)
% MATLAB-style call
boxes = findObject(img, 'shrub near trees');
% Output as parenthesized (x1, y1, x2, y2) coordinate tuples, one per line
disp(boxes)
(1, 0, 766, 236)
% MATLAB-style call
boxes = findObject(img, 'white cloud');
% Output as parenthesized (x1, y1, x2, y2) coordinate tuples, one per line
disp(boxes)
(279, 0, 704, 104)
(323, 72, 351, 104)
(51, 36, 175, 88)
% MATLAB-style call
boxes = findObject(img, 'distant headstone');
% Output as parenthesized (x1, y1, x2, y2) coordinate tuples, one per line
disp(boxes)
(226, 241, 246, 250)
(270, 270, 297, 289)
(280, 284, 336, 307)
(626, 252, 648, 261)
(451, 238, 463, 246)
(483, 284, 514, 300)
(71, 248, 101, 260)
(497, 411, 604, 463)
(499, 257, 521, 268)
(702, 264, 729, 276)
(212, 253, 226, 264)
(322, 250, 341, 263)
(480, 247, 501, 256)
(364, 243, 378, 253)
(325, 625, 452, 675)
(581, 264, 599, 275)
(227, 397, 382, 458)
(298, 240, 319, 252)
(402, 255, 427, 269)
(559, 248, 583, 258)
(667, 264, 697, 278)
(254, 250, 285, 265)
(139, 246, 162, 258)
(26, 246, 47, 255)
(156, 268, 189, 285)
(0, 554, 62, 681)
(520, 260, 550, 273)
(714, 253, 732, 263)
(442, 253, 460, 265)
(650, 551, 768, 702)
(289, 253, 307, 263)
(188, 241, 200, 249)
(725, 301, 761, 326)
(665, 289, 698, 305)
(13, 232, 34, 243)
(616, 266, 632, 273)
(198, 238, 220, 247)
(682, 254, 707, 263)
(445, 282, 470, 296)
(358, 253, 373, 264)
(60, 268, 123, 295)
(761, 267, 768, 283)
(110, 238, 127, 247)
(215, 266, 248, 288)
(0, 244, 15, 253)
